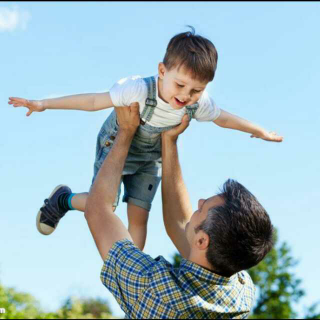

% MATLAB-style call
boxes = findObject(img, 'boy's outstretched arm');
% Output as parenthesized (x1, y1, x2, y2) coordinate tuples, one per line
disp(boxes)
(8, 92, 113, 116)
(213, 109, 283, 142)
(84, 103, 140, 261)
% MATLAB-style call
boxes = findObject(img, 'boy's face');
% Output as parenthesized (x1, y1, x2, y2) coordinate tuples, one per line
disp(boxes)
(158, 62, 209, 110)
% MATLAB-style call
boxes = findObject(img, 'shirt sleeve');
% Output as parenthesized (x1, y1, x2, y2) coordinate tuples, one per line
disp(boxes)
(194, 90, 221, 122)
(100, 239, 155, 314)
(109, 75, 147, 107)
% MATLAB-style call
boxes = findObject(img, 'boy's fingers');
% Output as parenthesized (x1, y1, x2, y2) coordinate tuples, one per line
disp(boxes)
(26, 110, 32, 117)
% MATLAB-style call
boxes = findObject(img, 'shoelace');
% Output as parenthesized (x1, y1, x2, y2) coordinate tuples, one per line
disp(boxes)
(40, 199, 65, 225)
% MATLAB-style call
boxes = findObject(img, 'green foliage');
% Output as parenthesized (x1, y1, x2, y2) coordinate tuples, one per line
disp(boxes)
(172, 252, 182, 268)
(55, 296, 113, 319)
(0, 281, 114, 319)
(247, 231, 305, 319)
(304, 303, 320, 319)
(0, 282, 48, 319)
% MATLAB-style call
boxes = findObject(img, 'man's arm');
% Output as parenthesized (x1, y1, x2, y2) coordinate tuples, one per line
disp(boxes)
(8, 92, 113, 115)
(161, 116, 193, 259)
(85, 103, 140, 261)
(214, 109, 283, 142)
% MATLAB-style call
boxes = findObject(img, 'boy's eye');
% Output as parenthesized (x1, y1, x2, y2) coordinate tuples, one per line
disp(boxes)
(193, 90, 202, 93)
(176, 83, 184, 88)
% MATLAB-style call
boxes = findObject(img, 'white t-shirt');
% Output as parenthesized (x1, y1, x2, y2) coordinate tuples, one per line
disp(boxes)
(109, 75, 221, 128)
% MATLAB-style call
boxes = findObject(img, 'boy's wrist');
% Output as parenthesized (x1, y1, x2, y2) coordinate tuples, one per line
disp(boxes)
(251, 127, 266, 137)
(41, 99, 47, 111)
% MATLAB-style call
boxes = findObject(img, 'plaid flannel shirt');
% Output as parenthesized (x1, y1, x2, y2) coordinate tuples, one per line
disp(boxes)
(101, 239, 255, 319)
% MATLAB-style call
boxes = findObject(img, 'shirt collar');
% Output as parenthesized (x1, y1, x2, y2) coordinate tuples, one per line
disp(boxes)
(180, 258, 238, 285)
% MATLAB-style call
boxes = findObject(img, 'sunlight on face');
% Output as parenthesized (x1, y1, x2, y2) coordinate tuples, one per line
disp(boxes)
(158, 62, 209, 110)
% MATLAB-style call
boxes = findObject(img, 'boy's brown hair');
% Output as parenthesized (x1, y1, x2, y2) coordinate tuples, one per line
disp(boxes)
(163, 26, 218, 83)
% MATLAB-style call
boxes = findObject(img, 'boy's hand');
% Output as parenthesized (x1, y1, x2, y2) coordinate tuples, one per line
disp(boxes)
(115, 102, 140, 135)
(8, 97, 45, 116)
(162, 114, 190, 142)
(251, 130, 283, 142)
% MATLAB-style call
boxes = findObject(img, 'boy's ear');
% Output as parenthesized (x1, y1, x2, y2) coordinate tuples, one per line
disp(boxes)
(158, 62, 166, 79)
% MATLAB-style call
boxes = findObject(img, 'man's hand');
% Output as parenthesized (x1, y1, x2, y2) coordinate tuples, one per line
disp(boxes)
(8, 97, 45, 116)
(251, 130, 283, 142)
(115, 102, 140, 135)
(162, 114, 190, 142)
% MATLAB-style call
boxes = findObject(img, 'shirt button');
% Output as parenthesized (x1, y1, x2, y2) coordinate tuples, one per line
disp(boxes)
(105, 141, 111, 147)
(110, 136, 116, 140)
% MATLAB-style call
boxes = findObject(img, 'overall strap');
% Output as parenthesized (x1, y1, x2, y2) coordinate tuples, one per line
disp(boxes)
(141, 76, 157, 123)
(185, 102, 199, 121)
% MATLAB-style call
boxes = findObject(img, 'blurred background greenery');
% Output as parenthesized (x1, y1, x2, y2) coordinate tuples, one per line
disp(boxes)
(1, 229, 320, 319)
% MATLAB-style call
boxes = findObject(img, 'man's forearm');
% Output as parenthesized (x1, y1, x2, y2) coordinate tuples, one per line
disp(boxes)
(85, 128, 135, 260)
(89, 129, 134, 209)
(162, 136, 193, 258)
(84, 105, 139, 260)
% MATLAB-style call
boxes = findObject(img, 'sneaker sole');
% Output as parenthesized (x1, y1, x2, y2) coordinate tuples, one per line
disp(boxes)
(36, 184, 69, 236)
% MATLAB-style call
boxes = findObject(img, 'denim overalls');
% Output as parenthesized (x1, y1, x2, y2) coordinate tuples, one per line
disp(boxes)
(92, 76, 199, 211)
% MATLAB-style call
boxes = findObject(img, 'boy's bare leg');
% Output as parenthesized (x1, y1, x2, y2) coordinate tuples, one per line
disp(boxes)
(70, 192, 89, 212)
(71, 192, 116, 212)
(127, 203, 149, 251)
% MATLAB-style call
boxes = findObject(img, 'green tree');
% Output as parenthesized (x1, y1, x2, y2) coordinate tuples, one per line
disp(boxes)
(0, 280, 114, 319)
(0, 281, 51, 319)
(171, 230, 320, 319)
(247, 231, 304, 319)
(304, 303, 320, 320)
(56, 296, 113, 319)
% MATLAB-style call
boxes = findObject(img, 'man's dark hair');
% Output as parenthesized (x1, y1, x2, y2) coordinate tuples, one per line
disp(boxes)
(163, 26, 218, 83)
(196, 179, 274, 277)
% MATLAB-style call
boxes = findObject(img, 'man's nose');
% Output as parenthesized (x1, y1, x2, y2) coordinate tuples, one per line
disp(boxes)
(198, 199, 205, 210)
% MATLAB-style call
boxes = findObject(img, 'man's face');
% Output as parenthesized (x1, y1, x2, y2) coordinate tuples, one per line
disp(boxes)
(185, 195, 224, 246)
(158, 62, 209, 110)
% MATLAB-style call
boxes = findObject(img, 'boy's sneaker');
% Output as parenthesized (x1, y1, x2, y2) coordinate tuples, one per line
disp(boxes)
(36, 185, 72, 235)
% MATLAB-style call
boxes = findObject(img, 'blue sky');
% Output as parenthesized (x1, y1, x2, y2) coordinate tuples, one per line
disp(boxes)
(1, 2, 320, 317)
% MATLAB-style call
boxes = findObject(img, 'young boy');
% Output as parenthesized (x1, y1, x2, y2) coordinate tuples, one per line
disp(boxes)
(9, 27, 283, 251)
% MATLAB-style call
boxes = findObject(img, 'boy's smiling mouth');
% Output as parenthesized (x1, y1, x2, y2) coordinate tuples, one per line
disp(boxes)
(174, 97, 188, 107)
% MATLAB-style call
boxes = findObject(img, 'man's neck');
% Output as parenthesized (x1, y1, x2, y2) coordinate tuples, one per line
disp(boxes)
(188, 251, 214, 272)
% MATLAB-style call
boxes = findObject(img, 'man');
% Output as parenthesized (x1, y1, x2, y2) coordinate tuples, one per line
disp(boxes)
(83, 104, 274, 319)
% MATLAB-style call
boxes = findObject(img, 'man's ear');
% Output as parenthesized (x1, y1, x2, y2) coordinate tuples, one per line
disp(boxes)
(195, 231, 210, 251)
(158, 62, 166, 79)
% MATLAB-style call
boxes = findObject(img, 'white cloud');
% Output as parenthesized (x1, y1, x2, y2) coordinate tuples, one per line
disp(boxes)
(0, 6, 31, 32)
